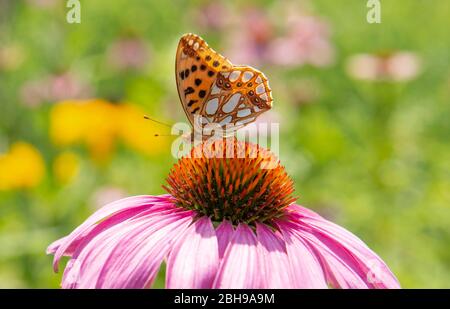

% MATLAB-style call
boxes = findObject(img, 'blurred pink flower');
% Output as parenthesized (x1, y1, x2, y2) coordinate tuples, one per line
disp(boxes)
(346, 52, 422, 82)
(226, 9, 273, 65)
(48, 141, 399, 289)
(50, 73, 92, 101)
(0, 44, 26, 71)
(269, 16, 335, 67)
(226, 8, 334, 68)
(20, 72, 92, 107)
(91, 186, 128, 210)
(107, 37, 150, 71)
(20, 80, 49, 108)
(26, 0, 57, 8)
(284, 78, 322, 107)
(197, 2, 230, 31)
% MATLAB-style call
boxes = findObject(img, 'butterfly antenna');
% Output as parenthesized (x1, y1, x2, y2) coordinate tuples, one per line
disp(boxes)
(143, 115, 173, 128)
(144, 115, 186, 137)
(153, 133, 173, 137)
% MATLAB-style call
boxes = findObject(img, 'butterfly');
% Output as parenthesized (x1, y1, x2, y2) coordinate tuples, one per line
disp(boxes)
(175, 33, 273, 137)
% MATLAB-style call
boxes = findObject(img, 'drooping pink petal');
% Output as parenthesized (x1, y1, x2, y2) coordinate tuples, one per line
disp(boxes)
(47, 236, 69, 255)
(51, 195, 173, 272)
(62, 208, 194, 288)
(213, 224, 264, 288)
(286, 205, 400, 288)
(256, 223, 293, 288)
(277, 221, 328, 288)
(61, 209, 180, 288)
(49, 205, 158, 256)
(303, 217, 399, 288)
(215, 220, 234, 259)
(166, 216, 219, 288)
(284, 220, 369, 288)
(96, 211, 193, 289)
(293, 226, 369, 288)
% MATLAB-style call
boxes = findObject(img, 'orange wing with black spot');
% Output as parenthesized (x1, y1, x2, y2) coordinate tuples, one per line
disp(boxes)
(175, 33, 272, 133)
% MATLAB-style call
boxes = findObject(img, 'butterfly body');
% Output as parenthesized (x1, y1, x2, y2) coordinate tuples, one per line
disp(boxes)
(176, 33, 273, 136)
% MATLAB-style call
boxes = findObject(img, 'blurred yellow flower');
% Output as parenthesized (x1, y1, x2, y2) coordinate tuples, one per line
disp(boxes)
(50, 99, 119, 162)
(53, 151, 80, 184)
(50, 100, 87, 145)
(50, 99, 167, 162)
(118, 104, 169, 156)
(81, 101, 118, 161)
(0, 142, 45, 190)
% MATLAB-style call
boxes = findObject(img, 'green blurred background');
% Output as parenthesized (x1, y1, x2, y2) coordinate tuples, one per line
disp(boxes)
(0, 0, 449, 288)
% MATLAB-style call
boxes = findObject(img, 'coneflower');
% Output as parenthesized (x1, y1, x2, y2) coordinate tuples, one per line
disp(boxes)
(47, 139, 400, 289)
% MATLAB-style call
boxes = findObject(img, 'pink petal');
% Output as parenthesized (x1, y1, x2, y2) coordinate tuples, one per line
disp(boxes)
(256, 223, 293, 288)
(277, 221, 328, 288)
(286, 203, 323, 220)
(49, 206, 155, 256)
(51, 195, 172, 272)
(289, 225, 369, 288)
(299, 216, 400, 288)
(47, 237, 69, 255)
(215, 220, 234, 259)
(166, 216, 219, 288)
(213, 224, 264, 288)
(286, 204, 400, 288)
(96, 211, 193, 288)
(62, 208, 194, 288)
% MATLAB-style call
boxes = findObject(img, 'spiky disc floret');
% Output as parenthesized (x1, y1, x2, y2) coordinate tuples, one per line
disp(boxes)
(164, 138, 296, 227)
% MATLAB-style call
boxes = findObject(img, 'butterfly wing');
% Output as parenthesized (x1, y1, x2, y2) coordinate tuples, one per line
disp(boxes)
(175, 33, 272, 135)
(175, 33, 232, 126)
(201, 66, 272, 133)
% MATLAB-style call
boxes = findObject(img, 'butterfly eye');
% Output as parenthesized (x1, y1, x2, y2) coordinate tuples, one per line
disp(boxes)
(248, 90, 254, 96)
(237, 82, 242, 87)
(218, 79, 223, 85)
(247, 83, 252, 87)
(254, 97, 260, 103)
(225, 82, 231, 88)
